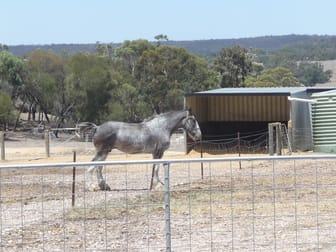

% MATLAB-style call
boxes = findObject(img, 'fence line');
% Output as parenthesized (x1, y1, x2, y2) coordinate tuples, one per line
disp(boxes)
(1, 154, 336, 169)
(1, 155, 336, 251)
(0, 153, 333, 193)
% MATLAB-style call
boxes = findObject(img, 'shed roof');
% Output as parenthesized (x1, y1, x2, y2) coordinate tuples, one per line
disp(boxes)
(311, 89, 336, 97)
(186, 87, 335, 97)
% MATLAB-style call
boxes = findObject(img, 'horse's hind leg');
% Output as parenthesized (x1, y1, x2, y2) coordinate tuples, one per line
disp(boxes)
(150, 152, 164, 190)
(88, 150, 110, 191)
(150, 164, 160, 190)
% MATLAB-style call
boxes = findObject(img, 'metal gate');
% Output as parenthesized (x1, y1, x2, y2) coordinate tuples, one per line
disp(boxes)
(0, 155, 335, 251)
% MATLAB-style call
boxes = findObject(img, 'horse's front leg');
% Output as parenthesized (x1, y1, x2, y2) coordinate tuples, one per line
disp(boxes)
(88, 151, 110, 191)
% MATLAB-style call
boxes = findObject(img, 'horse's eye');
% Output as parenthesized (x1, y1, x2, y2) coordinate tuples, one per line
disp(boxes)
(188, 120, 195, 128)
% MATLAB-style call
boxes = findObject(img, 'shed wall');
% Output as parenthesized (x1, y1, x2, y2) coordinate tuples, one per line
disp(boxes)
(186, 95, 290, 122)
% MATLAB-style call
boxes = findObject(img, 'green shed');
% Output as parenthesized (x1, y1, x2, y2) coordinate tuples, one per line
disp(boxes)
(311, 90, 336, 152)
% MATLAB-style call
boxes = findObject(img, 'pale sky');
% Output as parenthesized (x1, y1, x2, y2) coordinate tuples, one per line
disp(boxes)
(1, 0, 336, 45)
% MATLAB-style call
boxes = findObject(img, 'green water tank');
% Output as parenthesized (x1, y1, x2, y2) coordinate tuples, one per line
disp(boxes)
(311, 90, 336, 152)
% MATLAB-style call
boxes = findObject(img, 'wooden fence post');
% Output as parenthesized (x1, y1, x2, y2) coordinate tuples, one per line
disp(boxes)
(45, 130, 50, 157)
(275, 123, 282, 156)
(268, 123, 282, 156)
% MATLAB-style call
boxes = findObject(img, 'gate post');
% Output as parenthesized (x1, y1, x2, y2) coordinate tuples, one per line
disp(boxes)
(164, 162, 171, 252)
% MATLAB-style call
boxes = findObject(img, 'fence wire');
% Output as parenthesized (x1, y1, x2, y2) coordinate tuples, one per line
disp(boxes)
(0, 155, 336, 251)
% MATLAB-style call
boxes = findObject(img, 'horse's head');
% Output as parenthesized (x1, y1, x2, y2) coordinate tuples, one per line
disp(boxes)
(182, 113, 202, 141)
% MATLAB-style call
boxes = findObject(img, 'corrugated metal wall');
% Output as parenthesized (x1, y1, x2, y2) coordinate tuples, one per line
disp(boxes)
(312, 91, 336, 152)
(186, 95, 290, 122)
(289, 91, 314, 151)
(186, 96, 208, 122)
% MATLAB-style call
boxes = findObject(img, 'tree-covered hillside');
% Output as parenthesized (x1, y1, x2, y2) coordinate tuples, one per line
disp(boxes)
(8, 34, 336, 60)
(1, 34, 336, 130)
(165, 34, 319, 57)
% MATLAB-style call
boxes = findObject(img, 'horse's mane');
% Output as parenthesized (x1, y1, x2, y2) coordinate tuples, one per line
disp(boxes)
(143, 113, 158, 122)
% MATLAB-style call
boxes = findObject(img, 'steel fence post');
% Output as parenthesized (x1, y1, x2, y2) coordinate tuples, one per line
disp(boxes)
(164, 162, 171, 252)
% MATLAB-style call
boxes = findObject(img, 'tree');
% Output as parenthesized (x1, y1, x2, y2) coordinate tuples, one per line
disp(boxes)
(0, 91, 15, 129)
(95, 41, 113, 61)
(66, 53, 114, 122)
(114, 39, 154, 76)
(25, 50, 67, 123)
(214, 46, 252, 87)
(136, 46, 219, 113)
(245, 67, 301, 87)
(154, 34, 168, 46)
(295, 62, 332, 86)
(105, 63, 148, 122)
(250, 62, 264, 77)
(0, 44, 9, 51)
(0, 51, 25, 99)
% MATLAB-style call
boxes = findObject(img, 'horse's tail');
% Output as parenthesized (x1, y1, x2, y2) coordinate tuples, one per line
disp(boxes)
(76, 122, 98, 138)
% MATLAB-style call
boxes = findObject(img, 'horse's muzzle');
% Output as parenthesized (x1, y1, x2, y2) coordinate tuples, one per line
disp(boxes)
(190, 131, 202, 141)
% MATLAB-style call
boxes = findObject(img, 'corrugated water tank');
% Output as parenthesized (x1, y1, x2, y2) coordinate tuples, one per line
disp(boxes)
(311, 90, 336, 152)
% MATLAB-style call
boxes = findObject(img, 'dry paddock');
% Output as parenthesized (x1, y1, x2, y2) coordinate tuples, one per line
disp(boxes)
(0, 134, 336, 251)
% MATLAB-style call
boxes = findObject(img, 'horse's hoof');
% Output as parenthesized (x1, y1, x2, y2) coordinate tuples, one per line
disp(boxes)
(88, 184, 100, 192)
(99, 182, 111, 191)
(150, 179, 164, 190)
(154, 183, 164, 190)
(152, 181, 164, 190)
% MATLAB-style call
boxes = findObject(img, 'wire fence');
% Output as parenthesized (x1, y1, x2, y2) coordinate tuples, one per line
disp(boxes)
(191, 130, 269, 154)
(1, 128, 282, 162)
(1, 131, 186, 162)
(1, 155, 336, 251)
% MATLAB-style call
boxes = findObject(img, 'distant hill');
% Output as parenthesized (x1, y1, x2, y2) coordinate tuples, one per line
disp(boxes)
(7, 34, 336, 59)
(8, 43, 100, 57)
(164, 34, 319, 56)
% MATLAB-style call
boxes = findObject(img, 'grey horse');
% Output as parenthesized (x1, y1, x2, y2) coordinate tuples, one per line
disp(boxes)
(77, 110, 202, 191)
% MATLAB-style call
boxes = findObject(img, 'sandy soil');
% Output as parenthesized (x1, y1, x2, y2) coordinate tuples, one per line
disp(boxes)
(1, 132, 335, 251)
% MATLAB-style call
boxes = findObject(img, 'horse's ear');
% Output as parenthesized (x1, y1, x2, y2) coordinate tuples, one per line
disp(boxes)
(187, 107, 192, 115)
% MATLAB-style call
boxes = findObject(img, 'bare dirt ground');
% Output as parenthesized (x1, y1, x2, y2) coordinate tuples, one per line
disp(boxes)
(1, 132, 336, 251)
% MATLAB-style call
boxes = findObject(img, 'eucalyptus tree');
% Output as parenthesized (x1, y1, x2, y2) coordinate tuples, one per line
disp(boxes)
(245, 67, 301, 87)
(214, 46, 253, 87)
(295, 62, 332, 86)
(0, 50, 25, 99)
(95, 42, 113, 61)
(154, 34, 168, 46)
(0, 44, 9, 51)
(24, 50, 67, 122)
(136, 45, 219, 113)
(66, 53, 114, 122)
(0, 51, 27, 129)
(111, 40, 156, 120)
(114, 39, 154, 76)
